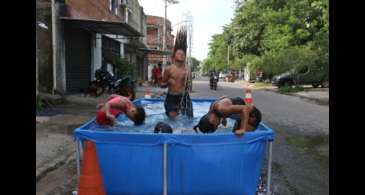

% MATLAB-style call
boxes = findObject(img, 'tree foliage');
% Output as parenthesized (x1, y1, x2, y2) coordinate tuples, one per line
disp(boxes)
(190, 57, 201, 72)
(201, 0, 329, 80)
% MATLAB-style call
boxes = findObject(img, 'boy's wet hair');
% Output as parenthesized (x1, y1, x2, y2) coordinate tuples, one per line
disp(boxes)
(193, 114, 217, 133)
(232, 106, 262, 131)
(154, 122, 173, 133)
(249, 106, 262, 129)
(132, 106, 146, 125)
(172, 26, 187, 57)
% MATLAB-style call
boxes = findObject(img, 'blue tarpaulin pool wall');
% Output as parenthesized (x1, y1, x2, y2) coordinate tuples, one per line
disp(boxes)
(74, 98, 274, 195)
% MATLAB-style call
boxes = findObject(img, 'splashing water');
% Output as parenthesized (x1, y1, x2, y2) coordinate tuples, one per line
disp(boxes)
(88, 101, 238, 134)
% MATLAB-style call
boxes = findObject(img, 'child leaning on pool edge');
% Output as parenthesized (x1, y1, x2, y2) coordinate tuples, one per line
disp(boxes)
(193, 95, 262, 136)
(96, 94, 145, 126)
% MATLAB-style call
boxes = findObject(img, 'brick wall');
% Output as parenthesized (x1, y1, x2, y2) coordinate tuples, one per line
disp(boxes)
(146, 15, 174, 64)
(64, 0, 124, 22)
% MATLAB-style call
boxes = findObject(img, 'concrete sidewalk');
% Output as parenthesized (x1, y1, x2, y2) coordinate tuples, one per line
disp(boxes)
(36, 104, 96, 194)
(227, 80, 329, 106)
(64, 84, 168, 106)
(294, 89, 329, 105)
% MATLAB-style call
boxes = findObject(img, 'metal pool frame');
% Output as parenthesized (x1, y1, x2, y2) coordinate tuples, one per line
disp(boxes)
(74, 140, 273, 195)
(74, 98, 273, 195)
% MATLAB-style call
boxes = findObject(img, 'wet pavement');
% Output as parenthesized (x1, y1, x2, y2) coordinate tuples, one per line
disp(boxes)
(36, 103, 95, 195)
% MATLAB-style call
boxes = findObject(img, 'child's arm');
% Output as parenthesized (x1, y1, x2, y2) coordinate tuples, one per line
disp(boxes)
(236, 107, 250, 136)
(217, 105, 249, 136)
(104, 100, 124, 125)
(159, 67, 170, 88)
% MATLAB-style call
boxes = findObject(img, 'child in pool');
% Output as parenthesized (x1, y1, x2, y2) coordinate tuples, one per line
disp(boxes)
(154, 122, 173, 133)
(154, 122, 198, 134)
(96, 94, 145, 126)
(193, 95, 261, 136)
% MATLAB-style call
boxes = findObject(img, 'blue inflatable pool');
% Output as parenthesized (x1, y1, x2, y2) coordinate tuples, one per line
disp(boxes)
(74, 98, 274, 195)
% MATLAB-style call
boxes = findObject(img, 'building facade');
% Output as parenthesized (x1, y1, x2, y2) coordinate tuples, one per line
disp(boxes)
(145, 15, 174, 82)
(36, 0, 148, 94)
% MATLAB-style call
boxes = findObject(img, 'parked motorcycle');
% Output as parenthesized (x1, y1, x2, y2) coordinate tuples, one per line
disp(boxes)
(86, 69, 136, 100)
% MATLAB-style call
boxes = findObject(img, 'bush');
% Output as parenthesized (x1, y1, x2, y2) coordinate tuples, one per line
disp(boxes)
(113, 58, 134, 77)
(262, 46, 319, 76)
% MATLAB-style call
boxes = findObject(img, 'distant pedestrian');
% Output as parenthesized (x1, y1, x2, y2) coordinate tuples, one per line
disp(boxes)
(152, 65, 158, 86)
(156, 63, 162, 85)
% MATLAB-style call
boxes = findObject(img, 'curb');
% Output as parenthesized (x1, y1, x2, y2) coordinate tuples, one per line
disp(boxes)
(36, 151, 75, 182)
(65, 97, 99, 106)
(262, 88, 328, 106)
(290, 94, 329, 105)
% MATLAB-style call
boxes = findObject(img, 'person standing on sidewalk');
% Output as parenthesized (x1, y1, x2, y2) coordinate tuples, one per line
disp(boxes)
(156, 63, 162, 85)
(159, 27, 193, 119)
(152, 65, 157, 86)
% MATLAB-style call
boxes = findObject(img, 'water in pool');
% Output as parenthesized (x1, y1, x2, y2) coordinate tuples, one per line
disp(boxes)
(88, 100, 239, 134)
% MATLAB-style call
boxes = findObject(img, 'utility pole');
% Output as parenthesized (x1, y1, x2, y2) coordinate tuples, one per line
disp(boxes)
(227, 45, 230, 72)
(162, 0, 167, 67)
(162, 0, 179, 69)
(51, 0, 57, 94)
(36, 24, 39, 97)
(36, 21, 49, 97)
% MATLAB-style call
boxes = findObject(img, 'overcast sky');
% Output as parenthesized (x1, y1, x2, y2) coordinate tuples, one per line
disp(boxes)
(138, 0, 236, 61)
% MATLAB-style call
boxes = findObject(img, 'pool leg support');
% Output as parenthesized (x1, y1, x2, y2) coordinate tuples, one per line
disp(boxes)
(163, 143, 167, 195)
(75, 140, 81, 178)
(267, 141, 273, 195)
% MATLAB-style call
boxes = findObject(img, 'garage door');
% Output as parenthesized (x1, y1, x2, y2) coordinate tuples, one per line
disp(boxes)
(65, 26, 91, 93)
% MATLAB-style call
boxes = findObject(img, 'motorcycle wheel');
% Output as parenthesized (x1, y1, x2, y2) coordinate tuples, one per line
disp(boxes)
(88, 81, 105, 97)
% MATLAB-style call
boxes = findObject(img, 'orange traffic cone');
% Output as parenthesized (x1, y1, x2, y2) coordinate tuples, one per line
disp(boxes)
(245, 88, 253, 106)
(78, 141, 106, 195)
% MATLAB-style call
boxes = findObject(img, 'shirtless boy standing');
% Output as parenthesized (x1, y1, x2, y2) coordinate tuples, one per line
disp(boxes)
(159, 27, 193, 119)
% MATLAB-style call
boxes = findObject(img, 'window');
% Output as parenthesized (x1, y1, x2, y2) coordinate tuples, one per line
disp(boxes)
(110, 0, 118, 15)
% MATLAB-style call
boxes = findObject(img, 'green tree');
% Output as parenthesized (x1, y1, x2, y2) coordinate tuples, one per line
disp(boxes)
(202, 0, 328, 80)
(190, 57, 201, 72)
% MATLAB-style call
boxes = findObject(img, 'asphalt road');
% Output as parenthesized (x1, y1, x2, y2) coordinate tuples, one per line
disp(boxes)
(191, 78, 329, 195)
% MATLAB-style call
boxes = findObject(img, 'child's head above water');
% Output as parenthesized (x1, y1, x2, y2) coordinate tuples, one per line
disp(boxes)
(248, 106, 262, 129)
(194, 114, 217, 133)
(127, 105, 146, 125)
(154, 122, 173, 133)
